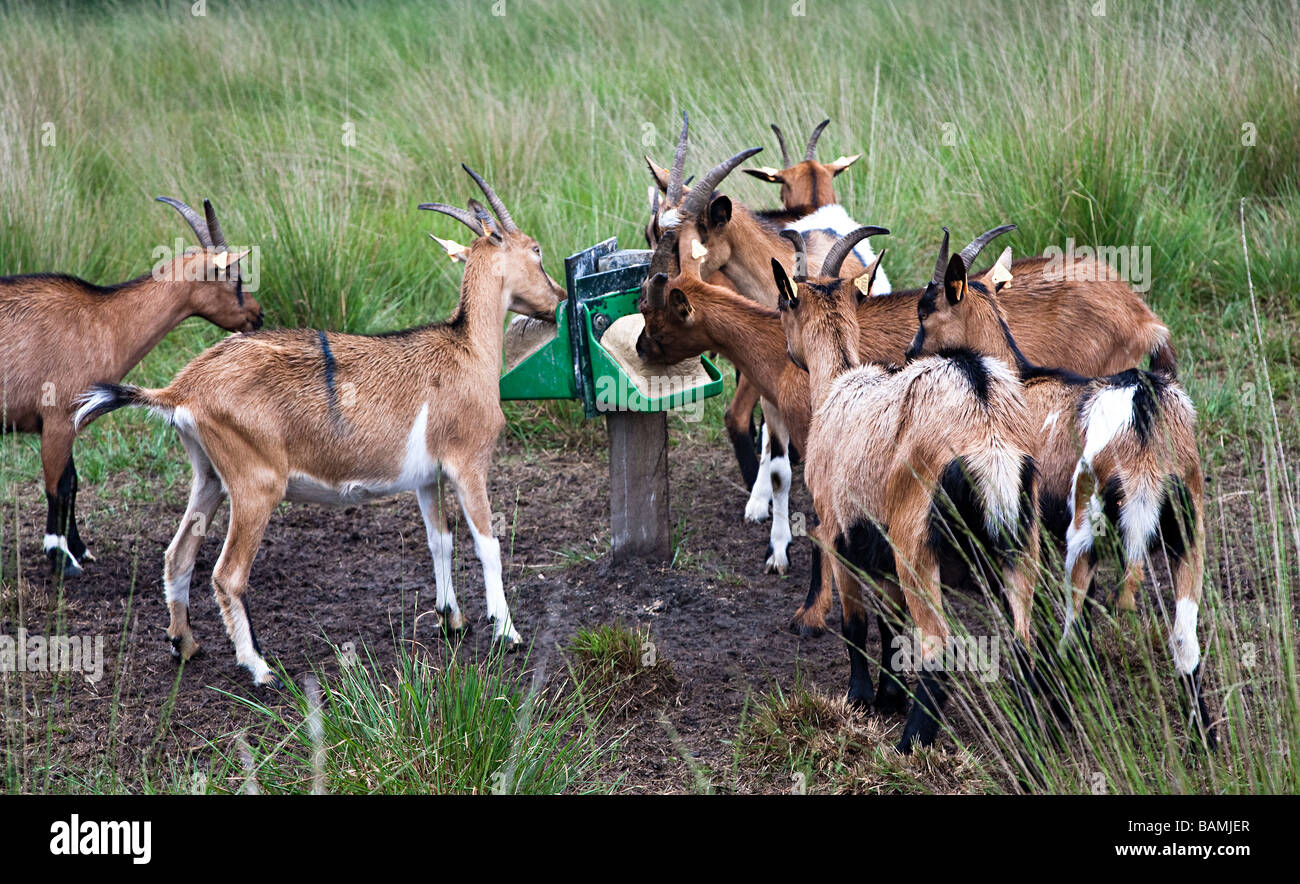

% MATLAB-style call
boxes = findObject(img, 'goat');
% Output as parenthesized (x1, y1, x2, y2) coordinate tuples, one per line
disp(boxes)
(642, 119, 885, 572)
(0, 197, 262, 577)
(776, 226, 1042, 751)
(742, 119, 861, 217)
(785, 226, 1177, 636)
(73, 166, 562, 685)
(906, 235, 1213, 748)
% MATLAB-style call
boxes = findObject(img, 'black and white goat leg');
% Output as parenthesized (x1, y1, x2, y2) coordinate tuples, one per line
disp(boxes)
(744, 402, 776, 523)
(753, 405, 794, 574)
(40, 422, 90, 577)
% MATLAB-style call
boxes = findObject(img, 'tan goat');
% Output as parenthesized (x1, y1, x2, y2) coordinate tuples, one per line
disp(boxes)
(776, 226, 1042, 751)
(907, 236, 1213, 748)
(742, 119, 861, 216)
(0, 197, 261, 576)
(73, 167, 562, 685)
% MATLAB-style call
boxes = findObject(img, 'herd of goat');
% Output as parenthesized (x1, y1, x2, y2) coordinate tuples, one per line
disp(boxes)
(0, 115, 1214, 753)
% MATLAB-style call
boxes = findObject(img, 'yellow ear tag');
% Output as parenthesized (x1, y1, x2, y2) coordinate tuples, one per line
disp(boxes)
(690, 239, 708, 260)
(854, 274, 874, 296)
(213, 252, 229, 270)
(755, 166, 782, 177)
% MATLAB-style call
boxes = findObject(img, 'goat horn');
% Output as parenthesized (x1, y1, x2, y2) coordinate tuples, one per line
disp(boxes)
(930, 227, 951, 288)
(771, 124, 791, 167)
(779, 229, 807, 279)
(645, 271, 669, 309)
(821, 225, 889, 278)
(667, 112, 690, 205)
(804, 118, 830, 162)
(679, 146, 763, 217)
(461, 164, 517, 233)
(156, 196, 214, 248)
(418, 202, 484, 236)
(957, 224, 1017, 270)
(202, 199, 227, 250)
(648, 229, 679, 277)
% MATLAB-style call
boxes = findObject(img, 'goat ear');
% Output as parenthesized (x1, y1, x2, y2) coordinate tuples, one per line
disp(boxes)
(989, 246, 1013, 291)
(743, 167, 784, 183)
(430, 234, 470, 263)
(826, 154, 861, 175)
(772, 257, 797, 309)
(467, 199, 501, 242)
(645, 156, 671, 193)
(852, 248, 886, 302)
(944, 252, 967, 305)
(668, 287, 693, 321)
(212, 249, 250, 272)
(707, 195, 732, 230)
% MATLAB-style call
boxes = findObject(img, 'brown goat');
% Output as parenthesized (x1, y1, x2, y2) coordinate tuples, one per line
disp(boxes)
(74, 167, 562, 685)
(776, 226, 1042, 751)
(0, 197, 262, 577)
(643, 118, 884, 562)
(907, 238, 1213, 748)
(742, 119, 860, 215)
(786, 226, 1176, 635)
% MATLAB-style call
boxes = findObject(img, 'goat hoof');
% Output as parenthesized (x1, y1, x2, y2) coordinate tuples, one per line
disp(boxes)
(744, 500, 771, 523)
(847, 688, 875, 711)
(47, 550, 83, 579)
(169, 634, 202, 662)
(764, 555, 789, 576)
(874, 686, 909, 717)
(788, 609, 826, 638)
(255, 670, 284, 690)
(439, 610, 471, 639)
(79, 548, 97, 563)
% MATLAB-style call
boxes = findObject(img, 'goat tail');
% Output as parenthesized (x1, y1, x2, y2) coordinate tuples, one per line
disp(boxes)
(1148, 330, 1178, 380)
(73, 382, 173, 431)
(963, 443, 1037, 549)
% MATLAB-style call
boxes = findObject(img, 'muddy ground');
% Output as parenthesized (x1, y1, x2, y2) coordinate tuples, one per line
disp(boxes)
(3, 432, 868, 793)
(0, 426, 1261, 794)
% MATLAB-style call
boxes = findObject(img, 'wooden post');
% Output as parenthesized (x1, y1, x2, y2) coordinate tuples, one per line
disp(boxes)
(607, 410, 671, 562)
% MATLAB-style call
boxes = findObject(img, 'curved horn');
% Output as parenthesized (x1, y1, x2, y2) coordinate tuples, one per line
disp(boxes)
(202, 198, 227, 250)
(667, 112, 690, 205)
(804, 118, 830, 162)
(930, 227, 951, 287)
(648, 229, 679, 277)
(957, 224, 1017, 270)
(418, 202, 483, 236)
(779, 229, 807, 279)
(771, 123, 791, 167)
(461, 164, 517, 232)
(679, 146, 763, 217)
(156, 196, 213, 248)
(821, 225, 889, 278)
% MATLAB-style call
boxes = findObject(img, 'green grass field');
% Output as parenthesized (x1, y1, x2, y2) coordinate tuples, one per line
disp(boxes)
(2, 0, 1298, 794)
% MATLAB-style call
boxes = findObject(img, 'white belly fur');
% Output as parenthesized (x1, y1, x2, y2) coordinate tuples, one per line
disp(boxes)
(283, 403, 437, 505)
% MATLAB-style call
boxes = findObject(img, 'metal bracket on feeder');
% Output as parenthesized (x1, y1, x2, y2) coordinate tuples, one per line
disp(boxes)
(499, 237, 723, 562)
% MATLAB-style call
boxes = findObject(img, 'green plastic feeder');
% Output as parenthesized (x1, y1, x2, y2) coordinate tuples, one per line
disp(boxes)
(499, 237, 722, 416)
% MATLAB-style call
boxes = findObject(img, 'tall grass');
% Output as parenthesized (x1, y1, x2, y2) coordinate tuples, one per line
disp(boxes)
(2, 0, 1296, 480)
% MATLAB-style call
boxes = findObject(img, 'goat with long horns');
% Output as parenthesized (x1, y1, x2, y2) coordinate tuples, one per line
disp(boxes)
(0, 196, 261, 577)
